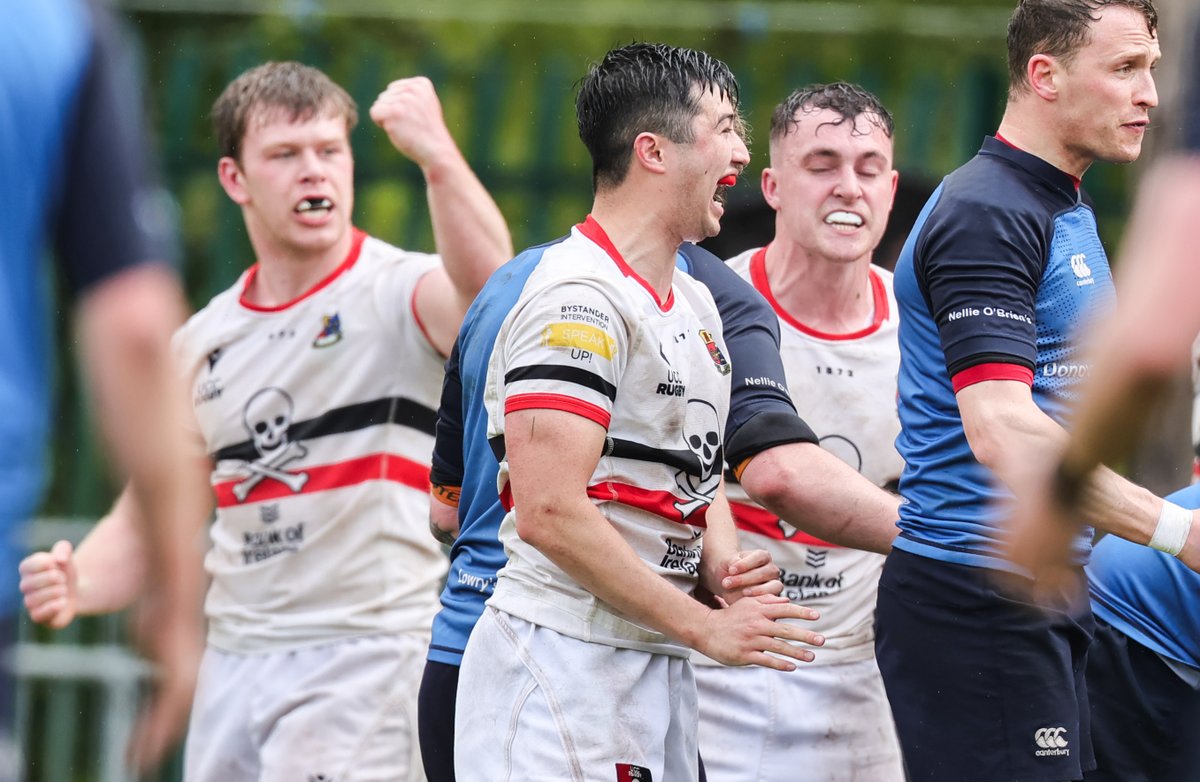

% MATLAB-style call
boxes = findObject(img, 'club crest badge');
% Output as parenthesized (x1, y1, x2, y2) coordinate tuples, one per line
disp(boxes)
(698, 329, 730, 375)
(312, 313, 343, 348)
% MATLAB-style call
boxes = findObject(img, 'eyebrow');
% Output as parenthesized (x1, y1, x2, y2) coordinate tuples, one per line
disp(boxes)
(1108, 43, 1161, 64)
(802, 148, 889, 164)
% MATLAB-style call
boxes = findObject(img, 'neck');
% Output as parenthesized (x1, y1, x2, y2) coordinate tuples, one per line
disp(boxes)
(243, 226, 354, 308)
(590, 189, 683, 300)
(997, 104, 1090, 180)
(762, 241, 875, 334)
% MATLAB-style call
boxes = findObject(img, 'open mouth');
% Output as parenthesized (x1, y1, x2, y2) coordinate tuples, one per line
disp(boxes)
(825, 210, 864, 229)
(714, 175, 737, 207)
(295, 197, 333, 216)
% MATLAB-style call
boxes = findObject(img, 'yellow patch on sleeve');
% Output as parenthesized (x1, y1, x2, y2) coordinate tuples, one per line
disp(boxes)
(540, 322, 616, 359)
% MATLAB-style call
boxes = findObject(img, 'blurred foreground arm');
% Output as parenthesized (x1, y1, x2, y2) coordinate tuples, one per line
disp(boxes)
(77, 264, 212, 772)
(1058, 156, 1200, 475)
(960, 379, 1200, 585)
(39, 3, 212, 769)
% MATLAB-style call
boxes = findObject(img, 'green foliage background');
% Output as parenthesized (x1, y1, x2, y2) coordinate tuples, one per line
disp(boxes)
(41, 0, 1141, 518)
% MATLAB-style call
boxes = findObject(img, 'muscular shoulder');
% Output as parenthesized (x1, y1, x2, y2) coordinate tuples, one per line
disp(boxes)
(929, 154, 1057, 241)
(912, 151, 1071, 287)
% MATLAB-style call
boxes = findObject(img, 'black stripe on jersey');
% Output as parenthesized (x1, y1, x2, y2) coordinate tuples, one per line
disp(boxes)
(210, 396, 437, 462)
(488, 434, 506, 462)
(505, 364, 617, 402)
(607, 436, 721, 477)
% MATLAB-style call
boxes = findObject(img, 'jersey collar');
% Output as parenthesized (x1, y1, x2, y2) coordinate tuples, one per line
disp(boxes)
(750, 246, 889, 341)
(239, 228, 367, 312)
(577, 216, 675, 312)
(983, 135, 1082, 200)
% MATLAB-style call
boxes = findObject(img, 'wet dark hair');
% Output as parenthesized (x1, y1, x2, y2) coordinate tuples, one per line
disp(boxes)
(769, 82, 894, 146)
(212, 61, 358, 161)
(1007, 0, 1158, 96)
(576, 42, 740, 192)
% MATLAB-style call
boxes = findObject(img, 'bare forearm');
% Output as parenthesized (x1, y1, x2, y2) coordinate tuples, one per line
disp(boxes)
(697, 486, 739, 594)
(424, 148, 512, 303)
(1077, 466, 1164, 544)
(740, 443, 900, 555)
(73, 491, 149, 615)
(519, 499, 711, 649)
(961, 381, 1164, 544)
(428, 495, 460, 546)
(370, 76, 512, 302)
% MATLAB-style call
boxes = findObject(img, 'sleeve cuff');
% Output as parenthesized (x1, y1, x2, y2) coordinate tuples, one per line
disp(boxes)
(951, 362, 1034, 393)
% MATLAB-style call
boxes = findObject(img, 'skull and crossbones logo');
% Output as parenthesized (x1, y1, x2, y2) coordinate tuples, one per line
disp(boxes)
(232, 387, 309, 502)
(674, 399, 722, 519)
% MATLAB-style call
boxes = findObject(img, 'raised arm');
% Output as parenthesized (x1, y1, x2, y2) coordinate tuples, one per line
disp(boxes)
(370, 77, 512, 355)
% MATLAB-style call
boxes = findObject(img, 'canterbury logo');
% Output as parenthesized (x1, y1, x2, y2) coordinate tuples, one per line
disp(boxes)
(1069, 253, 1091, 279)
(1034, 727, 1068, 749)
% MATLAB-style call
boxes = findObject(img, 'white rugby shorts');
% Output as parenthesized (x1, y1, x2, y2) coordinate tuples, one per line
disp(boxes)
(184, 633, 429, 782)
(695, 656, 903, 781)
(455, 607, 697, 782)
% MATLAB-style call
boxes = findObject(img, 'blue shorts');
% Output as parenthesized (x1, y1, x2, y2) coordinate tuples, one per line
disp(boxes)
(1084, 618, 1200, 782)
(875, 548, 1095, 782)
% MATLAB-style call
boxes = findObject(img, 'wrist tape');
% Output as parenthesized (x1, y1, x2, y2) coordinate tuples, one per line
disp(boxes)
(1149, 500, 1193, 557)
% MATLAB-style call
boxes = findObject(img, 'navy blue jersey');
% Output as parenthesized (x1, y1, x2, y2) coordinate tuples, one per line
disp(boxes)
(0, 0, 172, 610)
(427, 239, 813, 665)
(1184, 15, 1200, 153)
(893, 137, 1115, 573)
(1087, 484, 1200, 672)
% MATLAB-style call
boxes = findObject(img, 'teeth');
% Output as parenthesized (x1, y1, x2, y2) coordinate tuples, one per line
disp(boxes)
(296, 198, 332, 213)
(826, 211, 863, 227)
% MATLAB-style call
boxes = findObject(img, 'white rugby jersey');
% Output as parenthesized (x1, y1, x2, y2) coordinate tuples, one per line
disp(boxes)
(718, 246, 901, 665)
(484, 217, 732, 657)
(174, 230, 448, 653)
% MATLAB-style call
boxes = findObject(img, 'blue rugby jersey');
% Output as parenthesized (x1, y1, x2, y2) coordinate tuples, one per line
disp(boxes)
(1088, 484, 1200, 672)
(893, 137, 1115, 573)
(1185, 15, 1200, 153)
(1, 1, 172, 610)
(426, 244, 548, 666)
(426, 238, 811, 666)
